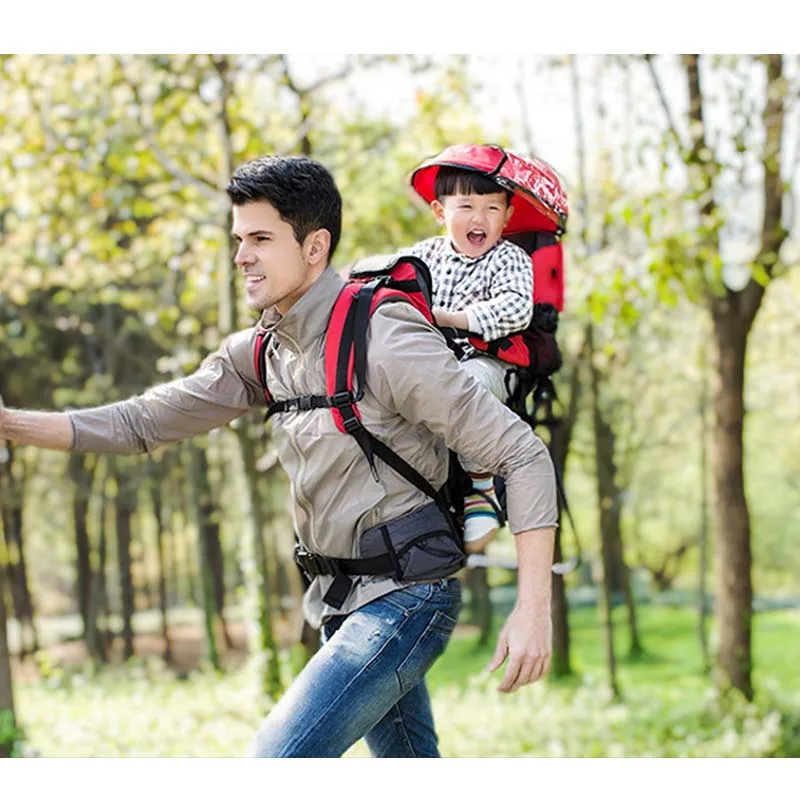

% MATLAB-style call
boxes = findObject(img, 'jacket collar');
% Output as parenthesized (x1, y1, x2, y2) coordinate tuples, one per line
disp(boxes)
(258, 266, 345, 351)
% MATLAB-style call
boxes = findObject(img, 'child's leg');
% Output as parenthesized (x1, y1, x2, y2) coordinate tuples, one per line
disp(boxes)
(459, 356, 510, 553)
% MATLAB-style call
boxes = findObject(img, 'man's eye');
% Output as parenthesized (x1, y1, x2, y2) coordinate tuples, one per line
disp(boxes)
(256, 236, 270, 242)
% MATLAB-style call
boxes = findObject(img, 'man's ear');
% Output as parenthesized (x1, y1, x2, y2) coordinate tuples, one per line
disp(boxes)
(431, 199, 446, 225)
(305, 229, 331, 266)
(504, 203, 515, 226)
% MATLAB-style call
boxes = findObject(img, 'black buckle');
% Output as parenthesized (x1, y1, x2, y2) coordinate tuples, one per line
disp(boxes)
(295, 549, 338, 577)
(343, 415, 362, 434)
(331, 391, 354, 408)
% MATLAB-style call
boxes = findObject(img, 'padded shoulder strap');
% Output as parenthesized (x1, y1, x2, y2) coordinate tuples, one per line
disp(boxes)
(324, 282, 413, 435)
(253, 330, 272, 403)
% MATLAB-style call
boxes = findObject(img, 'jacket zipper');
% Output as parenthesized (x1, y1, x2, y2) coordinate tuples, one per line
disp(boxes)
(274, 329, 318, 550)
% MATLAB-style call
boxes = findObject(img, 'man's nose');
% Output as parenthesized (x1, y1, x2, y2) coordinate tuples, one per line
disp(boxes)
(234, 242, 253, 268)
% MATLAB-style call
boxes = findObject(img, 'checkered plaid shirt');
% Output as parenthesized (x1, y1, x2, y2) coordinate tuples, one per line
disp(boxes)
(408, 236, 533, 342)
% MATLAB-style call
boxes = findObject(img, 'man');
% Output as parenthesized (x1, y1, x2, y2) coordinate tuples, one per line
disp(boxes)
(0, 155, 557, 758)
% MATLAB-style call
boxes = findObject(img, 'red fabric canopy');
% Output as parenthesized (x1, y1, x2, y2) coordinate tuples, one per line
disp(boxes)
(410, 144, 568, 235)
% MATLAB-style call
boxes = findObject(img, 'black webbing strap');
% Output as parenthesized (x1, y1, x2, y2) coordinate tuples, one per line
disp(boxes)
(265, 393, 333, 420)
(296, 545, 398, 610)
(530, 378, 582, 567)
(363, 430, 456, 526)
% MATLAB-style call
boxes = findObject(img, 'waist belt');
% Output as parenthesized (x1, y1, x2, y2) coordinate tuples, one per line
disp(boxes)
(294, 548, 395, 579)
(293, 501, 466, 611)
(294, 545, 399, 611)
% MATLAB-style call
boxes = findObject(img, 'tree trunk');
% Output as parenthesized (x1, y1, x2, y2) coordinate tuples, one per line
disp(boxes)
(679, 54, 788, 699)
(591, 379, 642, 661)
(149, 459, 173, 665)
(709, 311, 753, 698)
(86, 512, 108, 663)
(466, 566, 492, 647)
(0, 560, 16, 758)
(186, 442, 221, 672)
(111, 458, 136, 661)
(69, 452, 99, 650)
(236, 425, 283, 699)
(588, 326, 621, 699)
(205, 517, 233, 651)
(698, 339, 711, 672)
(0, 444, 38, 657)
(547, 352, 584, 678)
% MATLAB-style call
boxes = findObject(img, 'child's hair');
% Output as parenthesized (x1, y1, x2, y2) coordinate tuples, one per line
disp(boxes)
(434, 165, 513, 204)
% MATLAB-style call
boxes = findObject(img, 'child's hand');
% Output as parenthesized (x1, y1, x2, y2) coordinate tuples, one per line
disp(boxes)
(433, 308, 469, 330)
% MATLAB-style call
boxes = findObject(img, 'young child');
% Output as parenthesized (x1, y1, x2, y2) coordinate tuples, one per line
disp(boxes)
(408, 165, 534, 554)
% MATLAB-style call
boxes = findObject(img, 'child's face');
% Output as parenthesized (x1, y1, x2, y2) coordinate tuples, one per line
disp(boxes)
(431, 191, 514, 258)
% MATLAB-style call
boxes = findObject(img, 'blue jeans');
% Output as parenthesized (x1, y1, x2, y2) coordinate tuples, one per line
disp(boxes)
(247, 577, 462, 758)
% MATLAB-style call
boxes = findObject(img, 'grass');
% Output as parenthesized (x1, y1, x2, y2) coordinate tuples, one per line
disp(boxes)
(10, 603, 800, 757)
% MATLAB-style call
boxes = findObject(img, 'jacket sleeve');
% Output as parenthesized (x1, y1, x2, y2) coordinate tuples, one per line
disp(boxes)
(366, 301, 557, 533)
(69, 328, 265, 454)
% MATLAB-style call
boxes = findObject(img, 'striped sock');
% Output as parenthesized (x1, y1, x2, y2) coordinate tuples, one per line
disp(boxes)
(463, 476, 500, 545)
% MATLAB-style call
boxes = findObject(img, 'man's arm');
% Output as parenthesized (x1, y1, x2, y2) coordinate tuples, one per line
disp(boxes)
(487, 525, 554, 691)
(0, 407, 73, 451)
(368, 302, 557, 692)
(1, 328, 264, 455)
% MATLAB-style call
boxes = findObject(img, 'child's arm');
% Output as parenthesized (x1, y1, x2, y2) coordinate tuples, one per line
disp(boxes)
(465, 244, 533, 340)
(432, 308, 469, 330)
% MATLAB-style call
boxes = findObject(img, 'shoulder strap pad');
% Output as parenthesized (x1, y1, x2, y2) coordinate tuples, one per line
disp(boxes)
(253, 329, 273, 403)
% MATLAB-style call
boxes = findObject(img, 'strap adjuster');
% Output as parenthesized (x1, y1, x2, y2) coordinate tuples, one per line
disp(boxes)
(343, 415, 362, 434)
(331, 391, 354, 408)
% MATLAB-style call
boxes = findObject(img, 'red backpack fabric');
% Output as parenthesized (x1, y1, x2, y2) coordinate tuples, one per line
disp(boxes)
(253, 255, 439, 438)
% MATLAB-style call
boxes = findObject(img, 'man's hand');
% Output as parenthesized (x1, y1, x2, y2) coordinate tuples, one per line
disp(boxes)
(486, 525, 555, 693)
(487, 602, 552, 693)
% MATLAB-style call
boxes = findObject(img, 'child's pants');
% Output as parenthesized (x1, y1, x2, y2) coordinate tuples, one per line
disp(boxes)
(460, 355, 511, 473)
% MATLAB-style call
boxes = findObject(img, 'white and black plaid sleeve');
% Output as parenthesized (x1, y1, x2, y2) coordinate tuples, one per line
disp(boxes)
(465, 242, 533, 341)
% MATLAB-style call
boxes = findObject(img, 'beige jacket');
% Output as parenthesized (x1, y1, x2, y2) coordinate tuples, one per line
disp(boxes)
(70, 267, 557, 626)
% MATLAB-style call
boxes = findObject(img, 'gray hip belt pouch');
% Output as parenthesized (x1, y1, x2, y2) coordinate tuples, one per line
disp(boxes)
(359, 501, 466, 582)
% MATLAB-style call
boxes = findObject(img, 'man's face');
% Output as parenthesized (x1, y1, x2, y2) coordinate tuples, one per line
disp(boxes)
(232, 200, 329, 315)
(432, 191, 514, 258)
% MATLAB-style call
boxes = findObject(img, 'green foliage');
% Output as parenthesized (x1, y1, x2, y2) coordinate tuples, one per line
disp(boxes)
(12, 605, 800, 757)
(0, 709, 25, 758)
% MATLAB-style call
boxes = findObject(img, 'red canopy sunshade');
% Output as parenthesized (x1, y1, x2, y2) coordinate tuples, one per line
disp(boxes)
(409, 144, 568, 236)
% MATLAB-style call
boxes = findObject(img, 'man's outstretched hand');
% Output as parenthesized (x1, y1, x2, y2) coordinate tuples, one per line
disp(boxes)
(486, 604, 552, 693)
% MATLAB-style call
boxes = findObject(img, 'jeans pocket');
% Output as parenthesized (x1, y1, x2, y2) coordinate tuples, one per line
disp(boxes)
(428, 608, 459, 638)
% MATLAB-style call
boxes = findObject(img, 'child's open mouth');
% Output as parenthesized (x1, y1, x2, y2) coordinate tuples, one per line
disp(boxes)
(467, 231, 486, 247)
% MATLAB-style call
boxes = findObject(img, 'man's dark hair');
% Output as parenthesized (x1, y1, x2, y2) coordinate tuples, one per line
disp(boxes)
(226, 155, 342, 261)
(434, 166, 513, 204)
